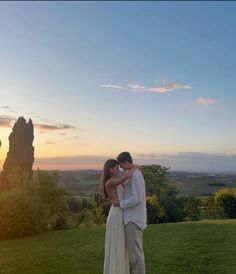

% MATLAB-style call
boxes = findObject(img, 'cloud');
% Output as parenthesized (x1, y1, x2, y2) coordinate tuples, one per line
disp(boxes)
(0, 106, 10, 109)
(136, 152, 236, 172)
(100, 81, 192, 93)
(100, 84, 124, 89)
(35, 123, 75, 130)
(228, 149, 236, 156)
(45, 141, 53, 145)
(193, 97, 219, 105)
(0, 115, 76, 131)
(0, 115, 16, 127)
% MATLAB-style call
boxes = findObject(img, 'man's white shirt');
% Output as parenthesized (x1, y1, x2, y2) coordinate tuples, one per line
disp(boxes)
(120, 169, 147, 230)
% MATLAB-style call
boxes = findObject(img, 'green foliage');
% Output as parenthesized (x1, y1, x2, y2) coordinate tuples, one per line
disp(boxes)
(204, 196, 227, 219)
(0, 188, 47, 239)
(34, 170, 69, 228)
(160, 186, 184, 222)
(52, 213, 71, 230)
(0, 169, 70, 239)
(181, 196, 201, 221)
(78, 209, 94, 226)
(77, 207, 105, 226)
(0, 167, 31, 190)
(141, 164, 169, 195)
(67, 196, 83, 213)
(100, 200, 111, 218)
(142, 165, 184, 223)
(91, 207, 105, 225)
(214, 188, 236, 218)
(146, 194, 166, 224)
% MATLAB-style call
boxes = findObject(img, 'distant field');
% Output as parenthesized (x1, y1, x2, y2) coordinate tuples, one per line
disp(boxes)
(57, 170, 236, 198)
(1, 220, 236, 274)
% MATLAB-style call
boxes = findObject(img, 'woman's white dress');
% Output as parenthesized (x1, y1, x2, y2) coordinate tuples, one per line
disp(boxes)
(103, 185, 129, 274)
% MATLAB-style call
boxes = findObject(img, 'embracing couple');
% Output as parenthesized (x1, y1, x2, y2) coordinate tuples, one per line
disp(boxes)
(100, 151, 147, 274)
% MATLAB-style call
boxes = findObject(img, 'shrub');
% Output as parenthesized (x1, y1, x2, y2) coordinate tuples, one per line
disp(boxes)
(0, 169, 70, 239)
(182, 196, 201, 221)
(91, 207, 105, 225)
(204, 196, 227, 219)
(0, 188, 47, 239)
(52, 213, 70, 230)
(67, 197, 83, 213)
(77, 207, 105, 226)
(100, 201, 111, 218)
(160, 187, 184, 222)
(146, 195, 166, 224)
(214, 188, 236, 218)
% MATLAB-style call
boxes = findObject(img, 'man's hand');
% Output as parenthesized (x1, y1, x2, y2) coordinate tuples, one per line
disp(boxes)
(112, 199, 120, 207)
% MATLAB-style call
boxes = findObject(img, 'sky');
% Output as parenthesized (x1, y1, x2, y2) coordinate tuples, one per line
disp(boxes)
(1, 1, 236, 172)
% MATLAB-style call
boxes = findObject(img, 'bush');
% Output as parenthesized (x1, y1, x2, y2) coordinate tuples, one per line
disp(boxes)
(204, 196, 227, 219)
(91, 207, 105, 225)
(214, 188, 236, 218)
(77, 207, 105, 226)
(52, 213, 70, 230)
(78, 209, 94, 226)
(0, 188, 47, 239)
(100, 201, 111, 218)
(0, 169, 70, 239)
(67, 197, 83, 213)
(142, 165, 184, 222)
(146, 195, 166, 224)
(160, 187, 184, 222)
(182, 196, 201, 221)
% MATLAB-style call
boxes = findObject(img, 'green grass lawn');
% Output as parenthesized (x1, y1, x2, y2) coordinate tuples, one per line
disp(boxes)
(1, 220, 236, 274)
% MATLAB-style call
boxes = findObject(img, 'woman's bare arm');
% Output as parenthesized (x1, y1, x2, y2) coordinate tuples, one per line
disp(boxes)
(106, 167, 137, 189)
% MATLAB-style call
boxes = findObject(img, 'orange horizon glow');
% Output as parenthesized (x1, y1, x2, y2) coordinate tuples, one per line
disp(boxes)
(0, 159, 103, 171)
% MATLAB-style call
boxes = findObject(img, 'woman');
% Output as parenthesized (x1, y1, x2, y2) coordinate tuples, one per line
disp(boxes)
(101, 159, 136, 274)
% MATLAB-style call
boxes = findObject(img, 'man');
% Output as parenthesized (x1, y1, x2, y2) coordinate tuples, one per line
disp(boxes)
(112, 151, 147, 274)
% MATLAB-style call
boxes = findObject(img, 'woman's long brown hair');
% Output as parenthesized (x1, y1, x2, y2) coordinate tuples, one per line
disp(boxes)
(100, 159, 119, 199)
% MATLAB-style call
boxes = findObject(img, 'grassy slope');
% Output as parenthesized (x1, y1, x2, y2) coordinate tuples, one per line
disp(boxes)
(1, 220, 236, 274)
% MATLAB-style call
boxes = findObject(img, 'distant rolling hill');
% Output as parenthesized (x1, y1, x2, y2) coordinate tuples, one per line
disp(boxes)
(56, 170, 236, 198)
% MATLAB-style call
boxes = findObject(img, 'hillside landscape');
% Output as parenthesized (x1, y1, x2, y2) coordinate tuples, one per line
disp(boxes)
(58, 169, 236, 198)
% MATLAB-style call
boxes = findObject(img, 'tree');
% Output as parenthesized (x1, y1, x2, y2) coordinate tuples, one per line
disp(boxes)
(146, 194, 166, 224)
(141, 164, 184, 223)
(182, 196, 201, 221)
(214, 188, 236, 218)
(141, 164, 170, 196)
(1, 117, 34, 188)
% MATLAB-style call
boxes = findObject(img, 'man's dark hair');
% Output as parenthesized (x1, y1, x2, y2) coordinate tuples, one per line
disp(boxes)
(117, 151, 133, 164)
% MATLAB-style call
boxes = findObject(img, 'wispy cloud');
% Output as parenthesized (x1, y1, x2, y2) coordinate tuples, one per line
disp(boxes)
(100, 81, 192, 93)
(0, 114, 76, 131)
(228, 149, 236, 156)
(45, 141, 54, 145)
(193, 97, 219, 105)
(100, 84, 124, 89)
(0, 106, 11, 109)
(0, 115, 16, 127)
(35, 123, 75, 130)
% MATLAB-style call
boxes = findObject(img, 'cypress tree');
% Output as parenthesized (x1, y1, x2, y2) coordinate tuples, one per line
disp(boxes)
(1, 117, 34, 186)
